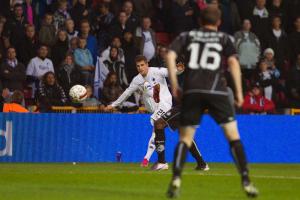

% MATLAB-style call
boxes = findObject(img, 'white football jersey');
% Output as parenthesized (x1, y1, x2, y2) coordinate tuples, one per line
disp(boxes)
(112, 67, 172, 113)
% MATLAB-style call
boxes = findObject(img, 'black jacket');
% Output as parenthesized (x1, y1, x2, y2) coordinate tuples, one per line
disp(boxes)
(17, 37, 39, 66)
(266, 30, 289, 70)
(109, 22, 135, 42)
(251, 12, 270, 50)
(51, 40, 69, 69)
(289, 31, 300, 65)
(122, 40, 139, 82)
(71, 2, 90, 29)
(3, 16, 28, 46)
(56, 64, 84, 94)
(38, 83, 68, 112)
(0, 61, 26, 91)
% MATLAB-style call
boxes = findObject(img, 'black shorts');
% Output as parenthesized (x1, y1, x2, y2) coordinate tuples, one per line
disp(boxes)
(161, 106, 181, 131)
(180, 93, 235, 126)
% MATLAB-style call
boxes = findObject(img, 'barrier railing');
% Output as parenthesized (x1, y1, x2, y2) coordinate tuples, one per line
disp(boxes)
(51, 106, 148, 113)
(290, 108, 300, 115)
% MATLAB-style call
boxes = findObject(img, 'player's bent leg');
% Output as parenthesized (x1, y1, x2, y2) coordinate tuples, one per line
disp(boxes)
(167, 126, 196, 198)
(221, 121, 259, 198)
(141, 131, 156, 167)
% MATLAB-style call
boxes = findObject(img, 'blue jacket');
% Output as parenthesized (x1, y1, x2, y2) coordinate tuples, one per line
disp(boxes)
(86, 35, 98, 65)
(74, 48, 93, 68)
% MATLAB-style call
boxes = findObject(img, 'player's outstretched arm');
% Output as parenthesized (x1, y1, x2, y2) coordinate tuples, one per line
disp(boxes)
(166, 50, 181, 101)
(106, 79, 139, 111)
(228, 56, 244, 107)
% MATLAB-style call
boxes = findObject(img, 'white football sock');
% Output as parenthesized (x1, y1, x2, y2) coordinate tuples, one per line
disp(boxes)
(144, 132, 156, 161)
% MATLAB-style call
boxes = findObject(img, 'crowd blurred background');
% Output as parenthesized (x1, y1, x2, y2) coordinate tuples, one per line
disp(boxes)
(0, 0, 299, 114)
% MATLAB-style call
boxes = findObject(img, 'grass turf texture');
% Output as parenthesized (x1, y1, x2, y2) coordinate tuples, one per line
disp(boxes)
(0, 163, 299, 200)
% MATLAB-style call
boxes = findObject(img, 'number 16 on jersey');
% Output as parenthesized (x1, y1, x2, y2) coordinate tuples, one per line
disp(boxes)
(188, 43, 223, 70)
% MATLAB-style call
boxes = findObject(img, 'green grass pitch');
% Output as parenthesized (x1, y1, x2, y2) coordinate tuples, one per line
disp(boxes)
(0, 163, 299, 200)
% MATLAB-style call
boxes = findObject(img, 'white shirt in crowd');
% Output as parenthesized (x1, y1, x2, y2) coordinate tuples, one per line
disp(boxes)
(142, 31, 155, 61)
(26, 57, 54, 79)
(112, 67, 172, 114)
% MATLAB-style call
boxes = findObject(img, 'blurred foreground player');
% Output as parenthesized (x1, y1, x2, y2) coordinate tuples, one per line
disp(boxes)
(106, 55, 208, 170)
(166, 6, 258, 198)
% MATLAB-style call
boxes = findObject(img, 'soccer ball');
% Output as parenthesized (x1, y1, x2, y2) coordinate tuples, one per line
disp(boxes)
(69, 85, 88, 102)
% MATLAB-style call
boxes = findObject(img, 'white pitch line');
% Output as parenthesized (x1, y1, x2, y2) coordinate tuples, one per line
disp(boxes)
(196, 173, 300, 180)
(91, 170, 300, 180)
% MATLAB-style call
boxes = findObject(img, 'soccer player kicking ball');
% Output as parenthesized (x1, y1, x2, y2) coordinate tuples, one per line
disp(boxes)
(166, 6, 258, 198)
(105, 55, 208, 171)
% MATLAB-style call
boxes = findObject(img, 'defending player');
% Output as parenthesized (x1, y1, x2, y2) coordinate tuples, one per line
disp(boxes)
(166, 6, 258, 198)
(105, 55, 208, 170)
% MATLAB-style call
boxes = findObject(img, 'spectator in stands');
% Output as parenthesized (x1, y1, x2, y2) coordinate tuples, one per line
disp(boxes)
(242, 83, 275, 114)
(285, 0, 300, 33)
(151, 0, 172, 32)
(3, 90, 29, 113)
(79, 20, 98, 64)
(263, 48, 278, 71)
(65, 19, 79, 42)
(289, 17, 300, 65)
(51, 30, 69, 69)
(101, 36, 125, 62)
(101, 71, 123, 105)
(266, 16, 289, 72)
(151, 44, 168, 68)
(135, 16, 156, 63)
(26, 45, 54, 88)
(17, 24, 39, 66)
(0, 21, 7, 64)
(0, 88, 10, 112)
(133, 0, 154, 19)
(74, 37, 94, 85)
(286, 54, 300, 108)
(91, 2, 114, 51)
(3, 3, 28, 46)
(57, 54, 84, 94)
(0, 47, 26, 92)
(22, 0, 35, 25)
(210, 0, 241, 35)
(39, 13, 56, 48)
(53, 0, 71, 30)
(103, 46, 128, 89)
(122, 31, 139, 81)
(0, 1, 12, 18)
(71, 0, 90, 30)
(234, 19, 260, 81)
(122, 0, 139, 30)
(82, 85, 101, 107)
(170, 0, 198, 35)
(250, 0, 270, 50)
(235, 0, 255, 21)
(68, 37, 79, 54)
(253, 58, 280, 100)
(38, 71, 68, 112)
(109, 11, 135, 41)
(267, 0, 287, 29)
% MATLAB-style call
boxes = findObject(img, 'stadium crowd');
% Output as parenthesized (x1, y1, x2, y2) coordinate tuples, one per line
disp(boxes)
(0, 0, 299, 114)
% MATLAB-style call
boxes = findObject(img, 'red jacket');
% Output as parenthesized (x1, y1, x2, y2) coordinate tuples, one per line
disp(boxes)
(242, 93, 275, 113)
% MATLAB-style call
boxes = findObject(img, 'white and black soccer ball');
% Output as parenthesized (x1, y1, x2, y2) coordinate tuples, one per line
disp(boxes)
(69, 85, 88, 102)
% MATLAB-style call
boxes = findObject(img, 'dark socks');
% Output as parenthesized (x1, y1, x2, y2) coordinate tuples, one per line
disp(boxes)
(173, 141, 189, 178)
(189, 140, 206, 166)
(155, 128, 166, 163)
(229, 140, 250, 184)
